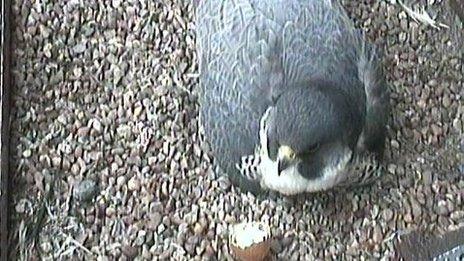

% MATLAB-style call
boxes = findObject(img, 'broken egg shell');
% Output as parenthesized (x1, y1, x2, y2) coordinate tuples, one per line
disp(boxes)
(230, 240, 272, 261)
(229, 222, 272, 261)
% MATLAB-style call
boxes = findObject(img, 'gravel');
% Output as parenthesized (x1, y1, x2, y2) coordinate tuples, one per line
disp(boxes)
(9, 0, 464, 260)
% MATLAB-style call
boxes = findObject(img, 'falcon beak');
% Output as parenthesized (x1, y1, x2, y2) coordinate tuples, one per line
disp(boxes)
(277, 158, 291, 174)
(277, 145, 296, 175)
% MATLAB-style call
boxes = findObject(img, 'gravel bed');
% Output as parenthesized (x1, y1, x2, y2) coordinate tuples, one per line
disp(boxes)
(9, 0, 464, 260)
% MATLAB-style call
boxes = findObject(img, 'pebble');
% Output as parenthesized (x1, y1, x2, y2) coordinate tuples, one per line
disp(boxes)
(15, 199, 29, 214)
(122, 245, 139, 259)
(404, 213, 413, 223)
(150, 212, 163, 230)
(22, 148, 32, 158)
(91, 119, 103, 133)
(410, 198, 422, 218)
(436, 200, 450, 216)
(382, 208, 394, 222)
(106, 206, 116, 217)
(128, 176, 141, 191)
(74, 179, 98, 202)
(134, 105, 143, 118)
(373, 225, 383, 243)
(422, 170, 433, 185)
(77, 126, 90, 137)
(116, 176, 126, 188)
(51, 156, 61, 168)
(450, 211, 464, 221)
(135, 230, 147, 246)
(73, 43, 87, 54)
(391, 140, 400, 150)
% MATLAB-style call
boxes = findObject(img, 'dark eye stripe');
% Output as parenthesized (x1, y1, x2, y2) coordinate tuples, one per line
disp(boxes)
(308, 143, 320, 152)
(299, 143, 320, 157)
(266, 134, 279, 160)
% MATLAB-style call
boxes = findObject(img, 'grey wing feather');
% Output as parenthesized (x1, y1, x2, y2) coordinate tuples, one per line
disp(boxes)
(357, 40, 390, 155)
(197, 1, 272, 192)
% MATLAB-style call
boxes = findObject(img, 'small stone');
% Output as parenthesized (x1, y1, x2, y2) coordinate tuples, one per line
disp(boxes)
(112, 0, 122, 8)
(391, 140, 400, 150)
(134, 105, 143, 118)
(271, 239, 283, 253)
(436, 200, 449, 216)
(40, 242, 53, 253)
(15, 199, 29, 213)
(22, 149, 32, 158)
(43, 43, 53, 58)
(450, 211, 464, 221)
(77, 126, 90, 137)
(128, 176, 140, 191)
(157, 224, 166, 234)
(285, 214, 294, 224)
(122, 245, 138, 259)
(185, 242, 195, 255)
(410, 198, 422, 218)
(193, 222, 205, 235)
(73, 43, 86, 54)
(135, 230, 147, 246)
(422, 170, 433, 185)
(281, 236, 293, 248)
(75, 146, 83, 158)
(149, 212, 162, 229)
(106, 206, 116, 217)
(148, 157, 157, 166)
(217, 177, 231, 191)
(162, 215, 171, 226)
(112, 65, 123, 85)
(404, 213, 413, 223)
(431, 124, 442, 137)
(437, 216, 451, 228)
(116, 176, 126, 188)
(74, 179, 98, 202)
(112, 147, 124, 155)
(52, 156, 61, 168)
(58, 142, 72, 155)
(62, 158, 71, 171)
(141, 245, 151, 259)
(382, 209, 393, 222)
(372, 225, 382, 243)
(443, 95, 451, 108)
(204, 245, 215, 258)
(71, 164, 80, 175)
(73, 67, 83, 78)
(387, 164, 397, 174)
(91, 119, 103, 133)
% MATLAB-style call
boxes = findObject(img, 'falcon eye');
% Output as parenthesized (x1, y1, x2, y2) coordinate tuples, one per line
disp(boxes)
(307, 143, 320, 154)
(288, 151, 296, 159)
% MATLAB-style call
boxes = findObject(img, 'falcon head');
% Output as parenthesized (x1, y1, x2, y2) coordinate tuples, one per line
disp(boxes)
(259, 82, 364, 194)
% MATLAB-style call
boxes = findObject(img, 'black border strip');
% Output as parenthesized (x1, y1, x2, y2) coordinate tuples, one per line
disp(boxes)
(1, 0, 12, 260)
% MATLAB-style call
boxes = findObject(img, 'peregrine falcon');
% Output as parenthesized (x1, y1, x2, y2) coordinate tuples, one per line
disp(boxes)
(196, 0, 390, 195)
